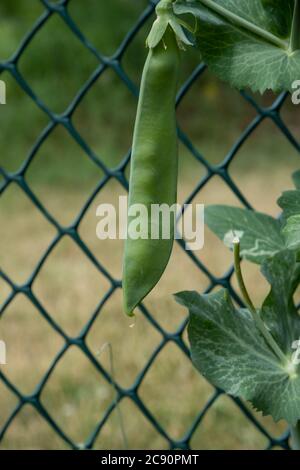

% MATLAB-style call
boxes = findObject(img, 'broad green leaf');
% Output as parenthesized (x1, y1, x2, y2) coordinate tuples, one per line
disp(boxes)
(174, 0, 300, 92)
(261, 0, 294, 38)
(205, 205, 285, 263)
(176, 289, 300, 424)
(282, 215, 300, 250)
(278, 190, 300, 218)
(261, 249, 300, 352)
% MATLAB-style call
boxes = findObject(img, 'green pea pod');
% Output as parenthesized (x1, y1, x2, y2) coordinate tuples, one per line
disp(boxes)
(123, 27, 181, 316)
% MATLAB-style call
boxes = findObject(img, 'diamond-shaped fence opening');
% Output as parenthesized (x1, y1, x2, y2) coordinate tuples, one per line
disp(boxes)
(0, 0, 299, 450)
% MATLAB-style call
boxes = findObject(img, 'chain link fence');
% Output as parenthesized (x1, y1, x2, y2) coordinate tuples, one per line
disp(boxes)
(1, 0, 299, 450)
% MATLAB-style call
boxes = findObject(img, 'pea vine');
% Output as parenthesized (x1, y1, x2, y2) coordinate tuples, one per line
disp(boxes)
(168, 0, 300, 448)
(176, 172, 300, 448)
(123, 0, 300, 449)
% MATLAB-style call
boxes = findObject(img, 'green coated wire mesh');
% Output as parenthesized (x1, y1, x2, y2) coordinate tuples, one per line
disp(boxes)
(1, 0, 300, 450)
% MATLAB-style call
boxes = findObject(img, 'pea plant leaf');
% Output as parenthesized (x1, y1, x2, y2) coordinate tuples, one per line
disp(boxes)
(175, 287, 300, 424)
(278, 190, 300, 218)
(282, 215, 300, 250)
(260, 249, 300, 352)
(205, 205, 285, 263)
(261, 0, 294, 37)
(173, 0, 300, 92)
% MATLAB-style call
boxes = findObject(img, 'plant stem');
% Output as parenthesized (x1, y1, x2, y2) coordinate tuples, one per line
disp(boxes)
(233, 239, 287, 365)
(198, 0, 287, 50)
(290, 0, 300, 52)
(290, 421, 300, 450)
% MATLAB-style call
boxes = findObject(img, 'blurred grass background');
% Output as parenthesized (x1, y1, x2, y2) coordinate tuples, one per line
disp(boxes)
(0, 0, 300, 450)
